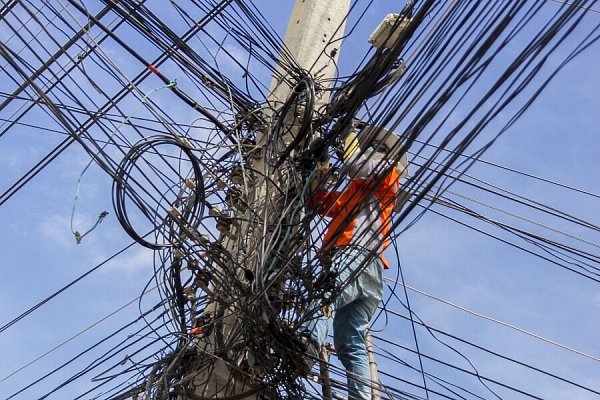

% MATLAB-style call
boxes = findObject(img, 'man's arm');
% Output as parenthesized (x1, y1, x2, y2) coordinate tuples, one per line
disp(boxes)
(306, 157, 341, 218)
(307, 188, 342, 218)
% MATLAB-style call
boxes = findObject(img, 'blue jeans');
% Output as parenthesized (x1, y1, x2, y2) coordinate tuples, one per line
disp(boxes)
(302, 247, 384, 400)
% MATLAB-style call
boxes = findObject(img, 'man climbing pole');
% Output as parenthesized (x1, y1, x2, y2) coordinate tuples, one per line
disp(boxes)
(300, 125, 408, 400)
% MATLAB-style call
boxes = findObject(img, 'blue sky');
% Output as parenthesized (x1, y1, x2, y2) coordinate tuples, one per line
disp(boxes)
(0, 1, 599, 399)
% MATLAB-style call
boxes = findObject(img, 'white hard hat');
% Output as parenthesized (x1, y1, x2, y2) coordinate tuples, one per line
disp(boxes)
(359, 124, 408, 178)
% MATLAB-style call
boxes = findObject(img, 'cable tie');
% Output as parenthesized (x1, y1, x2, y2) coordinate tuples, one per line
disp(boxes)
(173, 248, 184, 259)
(185, 178, 196, 189)
(168, 207, 181, 218)
(180, 137, 192, 148)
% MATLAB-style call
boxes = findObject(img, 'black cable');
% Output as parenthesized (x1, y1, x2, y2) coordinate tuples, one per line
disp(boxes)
(0, 241, 137, 333)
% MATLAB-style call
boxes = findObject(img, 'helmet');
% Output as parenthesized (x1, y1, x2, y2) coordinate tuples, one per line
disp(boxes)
(359, 124, 408, 179)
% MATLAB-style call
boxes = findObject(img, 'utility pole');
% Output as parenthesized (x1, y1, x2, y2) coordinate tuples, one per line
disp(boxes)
(266, 0, 350, 110)
(188, 1, 350, 398)
(366, 329, 381, 400)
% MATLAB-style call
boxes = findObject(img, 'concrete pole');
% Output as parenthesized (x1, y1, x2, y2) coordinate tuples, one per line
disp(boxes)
(190, 1, 351, 399)
(266, 0, 350, 111)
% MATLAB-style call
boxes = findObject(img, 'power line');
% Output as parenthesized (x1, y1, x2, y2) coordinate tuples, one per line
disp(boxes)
(1, 0, 598, 399)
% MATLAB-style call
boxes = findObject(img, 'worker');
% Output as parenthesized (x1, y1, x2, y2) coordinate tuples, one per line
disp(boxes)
(299, 126, 408, 400)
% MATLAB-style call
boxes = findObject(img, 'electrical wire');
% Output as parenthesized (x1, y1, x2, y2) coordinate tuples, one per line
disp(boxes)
(1, 0, 598, 399)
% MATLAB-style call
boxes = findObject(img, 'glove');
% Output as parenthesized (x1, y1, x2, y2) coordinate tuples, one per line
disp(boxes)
(309, 137, 329, 162)
(310, 161, 331, 192)
(343, 130, 360, 162)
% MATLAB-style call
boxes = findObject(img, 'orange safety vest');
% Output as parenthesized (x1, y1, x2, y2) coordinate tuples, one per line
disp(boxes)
(309, 167, 400, 269)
